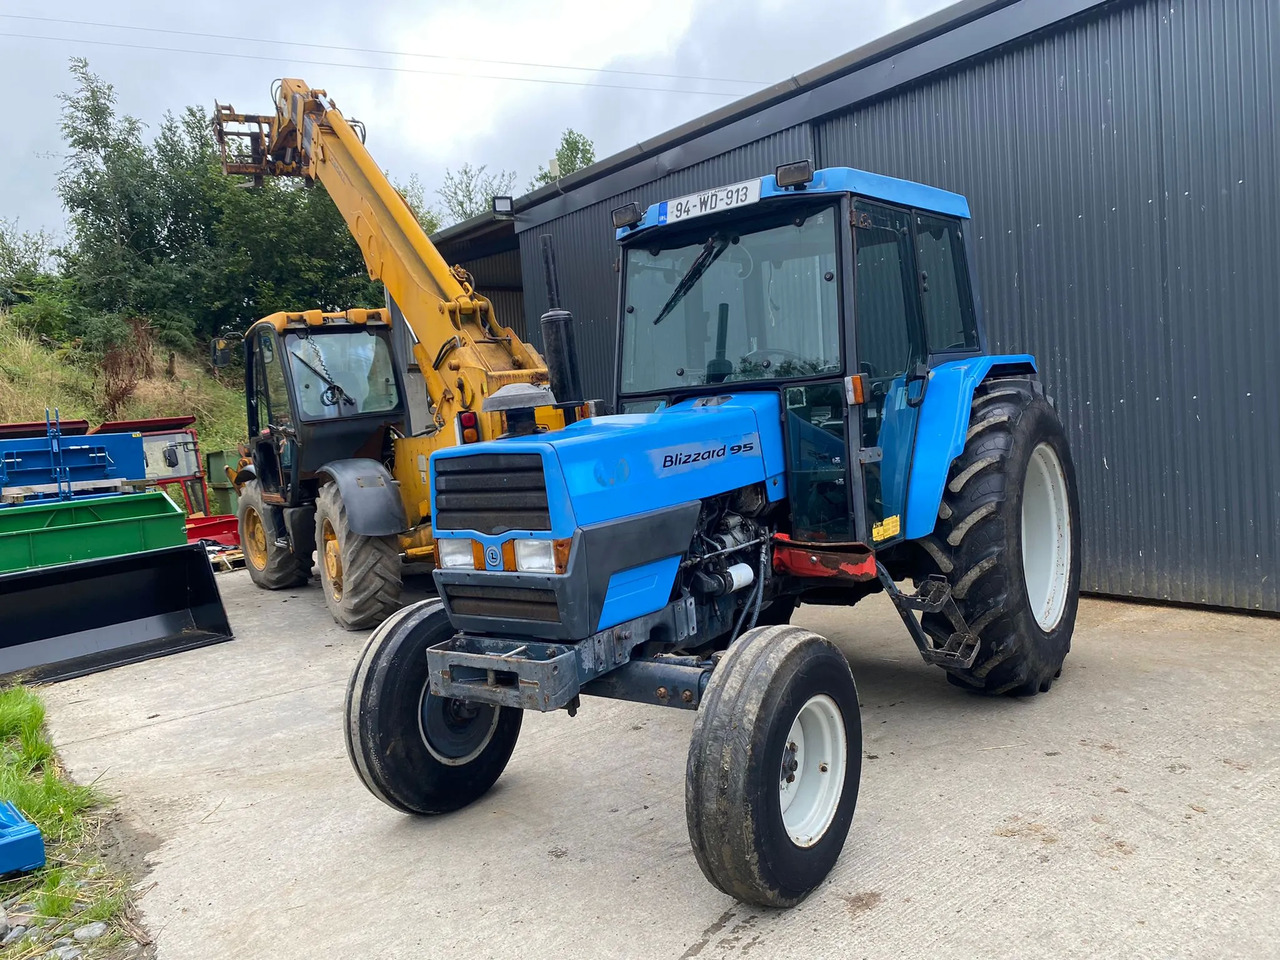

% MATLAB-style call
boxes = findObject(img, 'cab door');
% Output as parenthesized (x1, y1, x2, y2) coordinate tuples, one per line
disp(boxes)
(246, 327, 298, 502)
(851, 201, 927, 545)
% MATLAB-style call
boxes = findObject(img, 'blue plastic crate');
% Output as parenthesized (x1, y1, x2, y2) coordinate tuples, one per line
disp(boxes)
(0, 801, 45, 875)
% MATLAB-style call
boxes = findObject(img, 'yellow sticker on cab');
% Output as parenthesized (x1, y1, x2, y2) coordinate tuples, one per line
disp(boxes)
(872, 514, 901, 541)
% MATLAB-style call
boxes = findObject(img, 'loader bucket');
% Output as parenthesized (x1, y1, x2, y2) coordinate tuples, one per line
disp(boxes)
(0, 543, 234, 682)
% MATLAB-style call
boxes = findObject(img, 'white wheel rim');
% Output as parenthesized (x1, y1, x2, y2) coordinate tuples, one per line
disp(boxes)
(1021, 442, 1072, 632)
(778, 694, 847, 848)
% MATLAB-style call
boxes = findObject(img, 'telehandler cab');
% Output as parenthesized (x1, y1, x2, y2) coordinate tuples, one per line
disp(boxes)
(346, 161, 1081, 907)
(211, 81, 583, 630)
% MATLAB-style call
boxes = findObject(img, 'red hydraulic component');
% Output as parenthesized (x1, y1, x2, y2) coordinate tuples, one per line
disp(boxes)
(772, 533, 876, 582)
(186, 515, 240, 548)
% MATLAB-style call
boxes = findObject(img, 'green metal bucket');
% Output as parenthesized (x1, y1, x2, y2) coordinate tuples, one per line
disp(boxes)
(0, 492, 186, 574)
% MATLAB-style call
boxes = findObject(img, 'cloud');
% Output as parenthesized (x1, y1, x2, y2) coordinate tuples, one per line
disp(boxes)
(0, 0, 947, 235)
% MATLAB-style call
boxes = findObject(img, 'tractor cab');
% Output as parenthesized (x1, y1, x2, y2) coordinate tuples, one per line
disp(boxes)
(612, 161, 991, 551)
(232, 309, 407, 507)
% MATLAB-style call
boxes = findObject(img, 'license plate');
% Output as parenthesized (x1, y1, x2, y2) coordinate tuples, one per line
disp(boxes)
(661, 179, 761, 225)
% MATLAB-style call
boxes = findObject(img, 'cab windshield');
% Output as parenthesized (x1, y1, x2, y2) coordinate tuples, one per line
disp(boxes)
(620, 202, 841, 395)
(284, 330, 400, 420)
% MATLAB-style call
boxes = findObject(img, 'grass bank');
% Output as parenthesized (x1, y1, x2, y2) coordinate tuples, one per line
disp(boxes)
(0, 686, 148, 958)
(0, 312, 245, 455)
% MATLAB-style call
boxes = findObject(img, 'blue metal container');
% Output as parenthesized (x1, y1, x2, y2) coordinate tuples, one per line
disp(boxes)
(0, 801, 45, 875)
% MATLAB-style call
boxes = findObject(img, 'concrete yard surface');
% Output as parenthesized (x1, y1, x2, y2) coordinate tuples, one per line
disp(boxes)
(42, 572, 1279, 959)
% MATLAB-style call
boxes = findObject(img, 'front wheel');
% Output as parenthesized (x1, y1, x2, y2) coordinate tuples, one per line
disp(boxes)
(686, 625, 862, 908)
(238, 480, 310, 590)
(344, 600, 522, 814)
(315, 483, 403, 631)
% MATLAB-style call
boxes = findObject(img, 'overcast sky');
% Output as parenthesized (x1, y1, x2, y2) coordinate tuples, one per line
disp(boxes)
(0, 0, 947, 238)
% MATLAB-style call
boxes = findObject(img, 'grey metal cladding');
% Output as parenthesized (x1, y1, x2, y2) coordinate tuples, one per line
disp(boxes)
(831, 0, 1279, 612)
(508, 0, 1278, 612)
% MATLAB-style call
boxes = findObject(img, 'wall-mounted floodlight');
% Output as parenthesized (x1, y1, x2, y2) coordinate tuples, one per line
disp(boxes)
(492, 195, 515, 217)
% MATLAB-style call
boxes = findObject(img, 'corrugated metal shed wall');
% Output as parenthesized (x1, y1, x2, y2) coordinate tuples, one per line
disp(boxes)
(514, 0, 1279, 611)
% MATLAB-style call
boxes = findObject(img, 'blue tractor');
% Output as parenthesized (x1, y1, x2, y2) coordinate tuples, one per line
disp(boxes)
(345, 161, 1081, 906)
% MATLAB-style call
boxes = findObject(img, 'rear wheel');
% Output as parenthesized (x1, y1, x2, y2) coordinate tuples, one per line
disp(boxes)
(686, 625, 862, 907)
(238, 480, 309, 590)
(920, 378, 1081, 695)
(315, 483, 402, 631)
(344, 599, 522, 814)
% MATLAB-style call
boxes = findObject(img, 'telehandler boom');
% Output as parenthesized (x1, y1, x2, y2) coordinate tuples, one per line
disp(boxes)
(211, 80, 579, 629)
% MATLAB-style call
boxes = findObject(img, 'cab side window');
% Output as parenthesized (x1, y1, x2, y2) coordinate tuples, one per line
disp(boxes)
(914, 214, 979, 353)
(257, 330, 293, 428)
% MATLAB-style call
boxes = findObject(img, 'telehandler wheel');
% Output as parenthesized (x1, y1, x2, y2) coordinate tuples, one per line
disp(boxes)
(920, 377, 1081, 696)
(238, 480, 310, 590)
(315, 483, 402, 631)
(686, 625, 862, 908)
(345, 599, 523, 815)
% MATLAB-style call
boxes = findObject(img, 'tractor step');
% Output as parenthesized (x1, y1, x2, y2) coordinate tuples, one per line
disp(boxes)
(876, 565, 981, 670)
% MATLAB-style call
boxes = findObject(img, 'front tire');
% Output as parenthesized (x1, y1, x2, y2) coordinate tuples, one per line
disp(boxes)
(921, 377, 1081, 695)
(344, 599, 522, 814)
(686, 625, 862, 908)
(238, 480, 310, 590)
(315, 483, 403, 631)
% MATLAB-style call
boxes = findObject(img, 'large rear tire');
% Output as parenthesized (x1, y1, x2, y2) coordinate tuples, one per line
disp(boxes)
(238, 480, 310, 590)
(315, 483, 403, 631)
(344, 599, 523, 814)
(920, 377, 1081, 696)
(686, 625, 862, 908)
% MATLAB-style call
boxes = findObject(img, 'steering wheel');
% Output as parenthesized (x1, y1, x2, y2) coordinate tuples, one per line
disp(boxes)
(744, 347, 806, 368)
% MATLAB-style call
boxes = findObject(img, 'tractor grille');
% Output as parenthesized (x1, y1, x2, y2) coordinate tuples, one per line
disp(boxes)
(433, 453, 550, 534)
(442, 583, 560, 622)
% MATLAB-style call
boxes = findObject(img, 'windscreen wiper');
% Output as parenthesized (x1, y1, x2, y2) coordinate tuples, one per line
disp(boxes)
(289, 350, 356, 406)
(653, 235, 730, 326)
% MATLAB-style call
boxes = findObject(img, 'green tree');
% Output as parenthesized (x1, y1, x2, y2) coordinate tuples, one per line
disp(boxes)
(529, 129, 596, 190)
(0, 220, 55, 306)
(435, 163, 517, 226)
(52, 59, 383, 349)
(395, 174, 443, 235)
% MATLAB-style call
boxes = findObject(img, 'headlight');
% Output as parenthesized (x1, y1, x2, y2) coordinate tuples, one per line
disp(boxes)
(514, 538, 556, 573)
(437, 538, 476, 569)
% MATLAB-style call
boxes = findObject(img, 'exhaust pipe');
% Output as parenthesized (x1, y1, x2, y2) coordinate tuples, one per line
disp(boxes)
(538, 235, 585, 418)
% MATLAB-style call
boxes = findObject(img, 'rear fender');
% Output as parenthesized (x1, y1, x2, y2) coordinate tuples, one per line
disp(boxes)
(317, 459, 407, 537)
(904, 355, 1037, 541)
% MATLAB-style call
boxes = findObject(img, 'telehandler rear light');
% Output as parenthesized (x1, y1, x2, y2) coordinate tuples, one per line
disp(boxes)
(457, 410, 480, 444)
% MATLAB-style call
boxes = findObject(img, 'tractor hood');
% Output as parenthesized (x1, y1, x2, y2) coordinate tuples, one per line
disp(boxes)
(430, 393, 788, 536)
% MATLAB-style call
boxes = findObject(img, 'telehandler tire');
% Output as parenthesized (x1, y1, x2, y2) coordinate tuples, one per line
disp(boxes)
(920, 377, 1081, 696)
(238, 480, 310, 590)
(345, 599, 523, 815)
(686, 625, 862, 908)
(315, 482, 402, 631)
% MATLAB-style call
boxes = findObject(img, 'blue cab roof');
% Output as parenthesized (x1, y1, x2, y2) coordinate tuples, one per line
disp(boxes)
(616, 165, 971, 240)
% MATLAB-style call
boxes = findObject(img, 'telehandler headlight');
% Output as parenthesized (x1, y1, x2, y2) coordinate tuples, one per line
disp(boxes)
(437, 538, 477, 569)
(513, 538, 572, 574)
